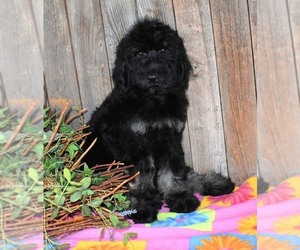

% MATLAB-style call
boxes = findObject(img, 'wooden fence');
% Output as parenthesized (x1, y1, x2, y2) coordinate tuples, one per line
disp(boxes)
(1, 0, 299, 185)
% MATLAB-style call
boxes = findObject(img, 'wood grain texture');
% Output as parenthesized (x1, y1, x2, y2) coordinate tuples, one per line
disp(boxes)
(137, 0, 176, 29)
(100, 0, 137, 74)
(44, 0, 81, 112)
(173, 0, 228, 177)
(0, 0, 43, 110)
(255, 0, 300, 184)
(66, 0, 112, 122)
(210, 0, 257, 184)
(30, 0, 43, 50)
(287, 0, 300, 88)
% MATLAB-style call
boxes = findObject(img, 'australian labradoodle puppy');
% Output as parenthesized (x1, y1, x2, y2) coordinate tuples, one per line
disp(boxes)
(84, 19, 235, 223)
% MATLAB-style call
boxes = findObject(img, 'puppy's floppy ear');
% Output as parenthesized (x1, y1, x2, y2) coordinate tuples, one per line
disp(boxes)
(112, 50, 129, 91)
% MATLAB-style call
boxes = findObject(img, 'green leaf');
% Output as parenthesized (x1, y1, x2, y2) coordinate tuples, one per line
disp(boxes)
(117, 220, 131, 229)
(59, 124, 73, 134)
(22, 195, 31, 206)
(23, 124, 40, 133)
(63, 168, 71, 182)
(70, 191, 82, 202)
(8, 207, 22, 220)
(80, 177, 91, 189)
(113, 193, 127, 202)
(54, 193, 65, 206)
(109, 214, 120, 227)
(91, 176, 107, 185)
(66, 142, 79, 160)
(82, 189, 94, 196)
(104, 202, 112, 209)
(28, 168, 39, 182)
(82, 204, 92, 217)
(89, 198, 103, 208)
(38, 193, 43, 203)
(50, 208, 59, 219)
(81, 163, 94, 177)
(66, 186, 78, 194)
(123, 232, 138, 246)
(70, 181, 82, 186)
(0, 119, 10, 128)
(32, 143, 43, 160)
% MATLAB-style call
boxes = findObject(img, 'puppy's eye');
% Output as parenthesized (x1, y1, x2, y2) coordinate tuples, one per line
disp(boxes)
(137, 51, 147, 57)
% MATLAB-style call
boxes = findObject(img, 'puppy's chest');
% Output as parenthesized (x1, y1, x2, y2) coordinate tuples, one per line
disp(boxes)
(129, 117, 185, 135)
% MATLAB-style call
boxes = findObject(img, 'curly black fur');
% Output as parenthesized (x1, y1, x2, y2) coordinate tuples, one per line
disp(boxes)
(84, 19, 234, 223)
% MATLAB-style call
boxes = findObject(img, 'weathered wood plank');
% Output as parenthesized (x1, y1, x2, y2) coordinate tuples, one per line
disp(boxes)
(30, 0, 43, 50)
(254, 0, 300, 184)
(44, 0, 81, 113)
(100, 0, 137, 73)
(288, 0, 300, 89)
(173, 0, 228, 177)
(66, 0, 112, 122)
(210, 0, 257, 184)
(0, 0, 43, 110)
(137, 0, 176, 29)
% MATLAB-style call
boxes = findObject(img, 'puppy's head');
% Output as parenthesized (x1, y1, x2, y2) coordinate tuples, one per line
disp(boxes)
(112, 19, 191, 96)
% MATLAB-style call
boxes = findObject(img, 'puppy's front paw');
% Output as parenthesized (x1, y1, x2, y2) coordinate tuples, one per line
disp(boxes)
(130, 208, 158, 223)
(128, 189, 162, 223)
(202, 173, 235, 196)
(166, 192, 200, 213)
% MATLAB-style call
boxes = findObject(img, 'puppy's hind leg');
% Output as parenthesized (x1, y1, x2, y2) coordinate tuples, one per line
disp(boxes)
(158, 166, 200, 213)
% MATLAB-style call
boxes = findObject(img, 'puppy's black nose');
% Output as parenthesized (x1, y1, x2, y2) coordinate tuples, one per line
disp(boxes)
(147, 75, 158, 83)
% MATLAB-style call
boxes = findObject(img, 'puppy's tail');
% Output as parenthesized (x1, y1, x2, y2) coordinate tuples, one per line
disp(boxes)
(186, 166, 235, 196)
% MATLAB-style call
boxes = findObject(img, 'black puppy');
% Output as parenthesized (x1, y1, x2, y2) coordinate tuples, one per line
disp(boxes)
(84, 19, 234, 223)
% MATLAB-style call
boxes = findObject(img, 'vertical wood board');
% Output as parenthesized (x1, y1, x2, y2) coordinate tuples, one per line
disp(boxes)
(66, 0, 112, 122)
(0, 0, 43, 110)
(255, 0, 300, 184)
(174, 0, 228, 177)
(44, 0, 81, 112)
(287, 0, 300, 90)
(100, 0, 138, 74)
(210, 0, 257, 184)
(137, 0, 176, 29)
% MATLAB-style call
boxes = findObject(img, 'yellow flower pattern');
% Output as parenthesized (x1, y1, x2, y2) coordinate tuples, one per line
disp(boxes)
(238, 215, 257, 235)
(196, 235, 255, 250)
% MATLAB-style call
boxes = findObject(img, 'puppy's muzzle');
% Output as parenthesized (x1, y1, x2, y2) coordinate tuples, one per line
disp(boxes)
(147, 84, 166, 96)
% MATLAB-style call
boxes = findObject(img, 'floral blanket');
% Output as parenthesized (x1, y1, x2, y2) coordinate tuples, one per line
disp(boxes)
(60, 176, 300, 249)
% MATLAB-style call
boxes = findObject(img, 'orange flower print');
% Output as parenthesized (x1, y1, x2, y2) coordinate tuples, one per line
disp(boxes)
(196, 235, 255, 250)
(238, 215, 257, 235)
(274, 215, 300, 236)
(207, 182, 254, 205)
(258, 236, 297, 250)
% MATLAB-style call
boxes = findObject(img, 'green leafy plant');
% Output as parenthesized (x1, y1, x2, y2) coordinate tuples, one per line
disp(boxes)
(43, 101, 138, 247)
